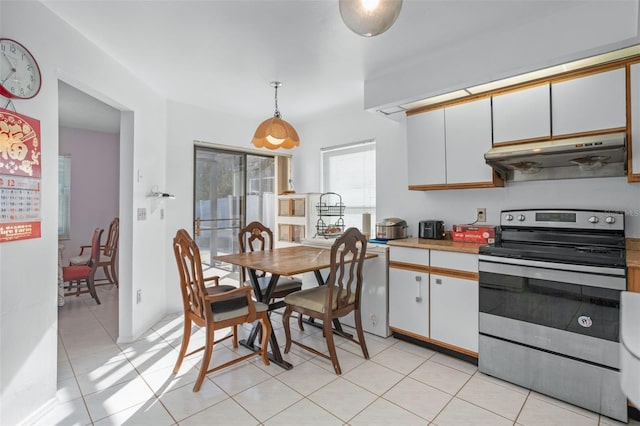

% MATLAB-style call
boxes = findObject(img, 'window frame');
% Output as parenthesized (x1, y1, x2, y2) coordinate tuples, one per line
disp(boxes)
(58, 153, 71, 240)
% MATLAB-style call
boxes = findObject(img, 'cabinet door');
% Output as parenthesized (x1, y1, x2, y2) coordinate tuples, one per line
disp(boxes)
(630, 64, 640, 177)
(492, 84, 551, 144)
(445, 99, 494, 184)
(389, 268, 429, 337)
(430, 274, 478, 352)
(552, 68, 626, 136)
(406, 109, 446, 186)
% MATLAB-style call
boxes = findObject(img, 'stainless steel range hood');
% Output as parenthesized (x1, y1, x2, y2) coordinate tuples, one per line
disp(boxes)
(484, 132, 627, 182)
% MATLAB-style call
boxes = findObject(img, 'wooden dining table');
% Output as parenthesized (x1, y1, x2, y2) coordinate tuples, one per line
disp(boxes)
(213, 244, 377, 370)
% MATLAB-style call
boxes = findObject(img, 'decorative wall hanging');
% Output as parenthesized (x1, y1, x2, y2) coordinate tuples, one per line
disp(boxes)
(0, 108, 41, 242)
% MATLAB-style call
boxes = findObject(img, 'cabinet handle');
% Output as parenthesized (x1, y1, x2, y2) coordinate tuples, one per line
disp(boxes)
(435, 278, 442, 285)
(415, 276, 422, 302)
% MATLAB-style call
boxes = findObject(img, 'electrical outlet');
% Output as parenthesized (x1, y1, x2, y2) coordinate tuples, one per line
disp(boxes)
(136, 289, 142, 304)
(477, 208, 487, 222)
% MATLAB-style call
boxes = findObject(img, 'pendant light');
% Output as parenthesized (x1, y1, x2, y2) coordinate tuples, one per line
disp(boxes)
(339, 0, 403, 37)
(251, 81, 299, 150)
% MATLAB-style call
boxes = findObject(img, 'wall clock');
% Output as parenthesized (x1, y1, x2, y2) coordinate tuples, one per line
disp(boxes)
(0, 38, 42, 100)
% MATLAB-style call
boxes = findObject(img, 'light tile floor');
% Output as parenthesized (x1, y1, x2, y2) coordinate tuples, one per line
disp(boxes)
(35, 286, 640, 425)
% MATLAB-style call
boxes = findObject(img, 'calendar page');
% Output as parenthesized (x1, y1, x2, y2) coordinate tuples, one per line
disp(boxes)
(0, 108, 41, 242)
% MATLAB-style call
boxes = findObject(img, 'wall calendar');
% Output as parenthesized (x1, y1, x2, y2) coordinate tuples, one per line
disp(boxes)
(0, 108, 41, 242)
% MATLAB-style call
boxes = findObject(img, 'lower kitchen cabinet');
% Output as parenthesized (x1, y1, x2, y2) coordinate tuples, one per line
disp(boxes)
(430, 274, 479, 353)
(389, 268, 429, 337)
(389, 244, 480, 358)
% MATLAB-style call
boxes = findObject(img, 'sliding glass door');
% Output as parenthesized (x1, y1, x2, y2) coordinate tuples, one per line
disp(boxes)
(193, 146, 275, 274)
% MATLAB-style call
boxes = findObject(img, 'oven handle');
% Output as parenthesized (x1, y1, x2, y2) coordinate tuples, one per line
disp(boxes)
(479, 258, 627, 291)
(478, 254, 626, 277)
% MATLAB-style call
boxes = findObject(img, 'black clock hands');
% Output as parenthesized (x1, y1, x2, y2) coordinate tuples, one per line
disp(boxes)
(0, 52, 16, 85)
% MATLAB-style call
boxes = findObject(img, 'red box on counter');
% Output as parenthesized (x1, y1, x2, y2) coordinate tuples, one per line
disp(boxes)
(452, 225, 497, 244)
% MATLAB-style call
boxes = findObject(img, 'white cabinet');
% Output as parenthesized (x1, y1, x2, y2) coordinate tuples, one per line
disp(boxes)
(430, 274, 479, 352)
(389, 268, 429, 337)
(552, 68, 626, 136)
(389, 245, 480, 355)
(389, 245, 429, 266)
(407, 109, 446, 186)
(445, 98, 494, 184)
(275, 193, 320, 247)
(406, 98, 496, 189)
(630, 63, 640, 177)
(389, 245, 429, 337)
(492, 84, 551, 144)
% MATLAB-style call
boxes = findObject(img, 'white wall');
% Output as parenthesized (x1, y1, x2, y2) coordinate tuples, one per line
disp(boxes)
(0, 2, 168, 424)
(164, 100, 283, 312)
(293, 101, 640, 240)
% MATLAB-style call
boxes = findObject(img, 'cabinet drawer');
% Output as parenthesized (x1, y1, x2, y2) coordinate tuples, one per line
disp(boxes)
(278, 224, 305, 242)
(390, 246, 429, 266)
(430, 250, 478, 272)
(278, 198, 305, 216)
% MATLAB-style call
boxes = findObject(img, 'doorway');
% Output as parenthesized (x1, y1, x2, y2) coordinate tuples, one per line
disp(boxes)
(57, 80, 124, 334)
(193, 146, 275, 279)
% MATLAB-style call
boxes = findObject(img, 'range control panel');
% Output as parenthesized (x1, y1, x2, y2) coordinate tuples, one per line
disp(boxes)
(500, 209, 625, 231)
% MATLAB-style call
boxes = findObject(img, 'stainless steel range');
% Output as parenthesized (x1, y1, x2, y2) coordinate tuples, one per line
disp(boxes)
(478, 209, 628, 422)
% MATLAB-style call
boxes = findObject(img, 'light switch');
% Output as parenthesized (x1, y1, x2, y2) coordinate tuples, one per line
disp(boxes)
(137, 208, 147, 221)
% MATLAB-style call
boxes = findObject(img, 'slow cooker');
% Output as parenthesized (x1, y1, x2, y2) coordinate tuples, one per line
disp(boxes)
(376, 217, 408, 240)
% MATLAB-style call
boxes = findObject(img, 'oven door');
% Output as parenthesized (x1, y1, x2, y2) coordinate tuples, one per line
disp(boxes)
(479, 254, 625, 364)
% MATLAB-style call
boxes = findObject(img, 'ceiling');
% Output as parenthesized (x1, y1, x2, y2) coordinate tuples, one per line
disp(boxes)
(47, 0, 623, 134)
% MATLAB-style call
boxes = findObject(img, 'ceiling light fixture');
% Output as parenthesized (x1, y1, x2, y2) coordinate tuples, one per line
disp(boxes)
(251, 81, 299, 150)
(339, 0, 403, 37)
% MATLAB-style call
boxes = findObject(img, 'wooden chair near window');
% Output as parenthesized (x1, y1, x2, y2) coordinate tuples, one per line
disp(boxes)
(238, 221, 303, 311)
(172, 229, 271, 392)
(62, 228, 103, 305)
(70, 217, 119, 287)
(282, 227, 370, 374)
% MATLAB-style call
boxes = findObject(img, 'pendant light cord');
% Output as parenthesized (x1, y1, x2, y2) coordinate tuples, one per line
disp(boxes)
(273, 84, 281, 118)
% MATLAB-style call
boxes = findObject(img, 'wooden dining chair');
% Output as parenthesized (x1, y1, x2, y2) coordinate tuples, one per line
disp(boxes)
(172, 229, 271, 392)
(70, 217, 119, 287)
(282, 227, 369, 374)
(238, 221, 302, 311)
(62, 228, 103, 305)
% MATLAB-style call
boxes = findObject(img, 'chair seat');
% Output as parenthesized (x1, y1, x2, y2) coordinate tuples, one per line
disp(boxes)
(62, 265, 91, 281)
(207, 285, 250, 312)
(284, 286, 355, 314)
(213, 301, 268, 322)
(70, 253, 112, 265)
(253, 276, 302, 293)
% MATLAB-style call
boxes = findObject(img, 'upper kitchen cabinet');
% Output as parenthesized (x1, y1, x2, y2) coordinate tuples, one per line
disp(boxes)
(551, 67, 626, 137)
(492, 84, 551, 144)
(407, 108, 446, 186)
(629, 63, 640, 180)
(407, 97, 503, 190)
(445, 98, 494, 185)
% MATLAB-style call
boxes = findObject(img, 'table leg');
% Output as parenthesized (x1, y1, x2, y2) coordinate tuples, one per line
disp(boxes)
(239, 271, 293, 370)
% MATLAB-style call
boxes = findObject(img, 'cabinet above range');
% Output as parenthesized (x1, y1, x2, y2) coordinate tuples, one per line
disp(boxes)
(406, 61, 638, 189)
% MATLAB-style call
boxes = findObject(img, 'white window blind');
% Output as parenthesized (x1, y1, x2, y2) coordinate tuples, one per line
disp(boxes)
(321, 140, 376, 232)
(58, 154, 71, 239)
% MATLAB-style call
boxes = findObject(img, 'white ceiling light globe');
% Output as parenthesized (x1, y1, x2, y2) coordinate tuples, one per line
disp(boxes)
(339, 0, 403, 37)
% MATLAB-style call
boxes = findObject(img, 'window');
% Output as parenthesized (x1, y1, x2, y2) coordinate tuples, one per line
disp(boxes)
(321, 140, 376, 234)
(58, 154, 71, 239)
